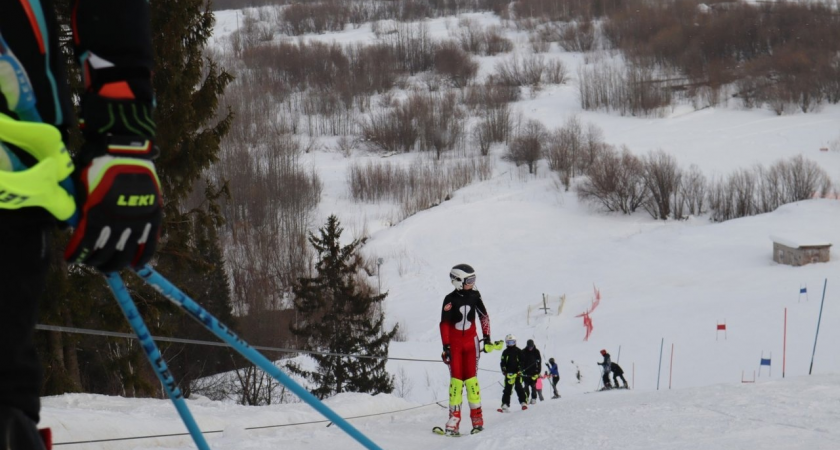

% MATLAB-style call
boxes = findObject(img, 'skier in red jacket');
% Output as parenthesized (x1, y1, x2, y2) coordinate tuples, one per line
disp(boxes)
(439, 264, 492, 436)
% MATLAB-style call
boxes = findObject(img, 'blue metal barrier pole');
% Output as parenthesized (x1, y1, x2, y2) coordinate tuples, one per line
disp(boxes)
(105, 273, 211, 450)
(135, 265, 384, 450)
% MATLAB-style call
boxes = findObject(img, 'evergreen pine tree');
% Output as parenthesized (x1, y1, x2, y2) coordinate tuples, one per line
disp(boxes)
(37, 0, 234, 397)
(291, 215, 396, 399)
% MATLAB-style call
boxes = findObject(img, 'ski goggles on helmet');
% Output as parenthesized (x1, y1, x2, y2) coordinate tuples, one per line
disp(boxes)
(463, 275, 476, 286)
(505, 339, 516, 346)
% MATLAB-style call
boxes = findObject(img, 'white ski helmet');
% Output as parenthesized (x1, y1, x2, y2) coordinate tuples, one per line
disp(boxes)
(449, 264, 476, 290)
(505, 334, 516, 347)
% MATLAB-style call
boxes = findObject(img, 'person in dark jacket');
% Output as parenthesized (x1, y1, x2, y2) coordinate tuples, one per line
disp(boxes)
(611, 362, 629, 389)
(498, 334, 528, 411)
(440, 264, 492, 435)
(1, 2, 162, 448)
(597, 349, 613, 389)
(545, 357, 560, 398)
(521, 339, 542, 404)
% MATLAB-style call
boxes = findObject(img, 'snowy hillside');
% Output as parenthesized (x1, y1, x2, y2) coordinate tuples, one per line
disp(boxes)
(38, 6, 840, 450)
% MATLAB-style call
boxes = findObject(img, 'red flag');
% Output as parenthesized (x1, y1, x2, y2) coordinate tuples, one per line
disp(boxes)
(717, 324, 726, 331)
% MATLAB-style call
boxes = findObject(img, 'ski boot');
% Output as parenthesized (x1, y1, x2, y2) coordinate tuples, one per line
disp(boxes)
(497, 404, 509, 413)
(521, 402, 528, 411)
(445, 409, 461, 436)
(529, 398, 536, 405)
(469, 407, 484, 430)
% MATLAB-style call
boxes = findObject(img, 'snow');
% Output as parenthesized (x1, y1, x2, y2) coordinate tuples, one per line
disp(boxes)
(770, 235, 833, 249)
(37, 7, 840, 450)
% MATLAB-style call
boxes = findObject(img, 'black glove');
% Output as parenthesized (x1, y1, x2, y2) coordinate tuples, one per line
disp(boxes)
(65, 81, 162, 272)
(65, 135, 162, 272)
(442, 344, 451, 364)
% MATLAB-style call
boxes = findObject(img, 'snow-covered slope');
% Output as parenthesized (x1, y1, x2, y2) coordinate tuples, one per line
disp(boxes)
(37, 8, 840, 450)
(41, 374, 840, 449)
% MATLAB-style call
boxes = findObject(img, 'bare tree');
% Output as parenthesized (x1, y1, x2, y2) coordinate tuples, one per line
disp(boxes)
(576, 145, 648, 214)
(641, 150, 682, 220)
(506, 119, 546, 175)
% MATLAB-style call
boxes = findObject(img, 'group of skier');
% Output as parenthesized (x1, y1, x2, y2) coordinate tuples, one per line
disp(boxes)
(496, 335, 561, 413)
(438, 263, 629, 437)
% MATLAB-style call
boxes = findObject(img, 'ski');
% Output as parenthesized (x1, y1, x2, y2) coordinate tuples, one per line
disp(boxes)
(432, 426, 460, 437)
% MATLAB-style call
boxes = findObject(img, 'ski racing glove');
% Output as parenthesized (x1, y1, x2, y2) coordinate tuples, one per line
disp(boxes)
(442, 344, 451, 365)
(65, 77, 162, 273)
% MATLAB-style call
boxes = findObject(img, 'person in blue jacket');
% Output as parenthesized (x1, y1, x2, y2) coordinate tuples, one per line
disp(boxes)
(545, 357, 560, 398)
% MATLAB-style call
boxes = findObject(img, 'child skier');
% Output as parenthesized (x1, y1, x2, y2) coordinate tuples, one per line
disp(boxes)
(611, 362, 629, 389)
(545, 358, 560, 398)
(439, 264, 493, 436)
(535, 373, 544, 401)
(597, 349, 613, 389)
(498, 334, 528, 412)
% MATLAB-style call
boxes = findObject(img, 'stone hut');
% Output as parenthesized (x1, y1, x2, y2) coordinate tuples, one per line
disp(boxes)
(770, 235, 831, 266)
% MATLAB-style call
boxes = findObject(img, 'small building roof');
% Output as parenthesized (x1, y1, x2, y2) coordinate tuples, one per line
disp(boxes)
(770, 235, 833, 249)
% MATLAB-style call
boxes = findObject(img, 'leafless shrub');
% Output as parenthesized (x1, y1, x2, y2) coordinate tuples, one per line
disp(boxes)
(347, 156, 495, 221)
(361, 91, 466, 155)
(217, 135, 322, 317)
(474, 103, 512, 149)
(382, 22, 436, 74)
(529, 32, 551, 53)
(506, 119, 546, 175)
(576, 145, 648, 214)
(680, 164, 707, 216)
(462, 82, 520, 111)
(455, 18, 514, 56)
(707, 155, 832, 221)
(577, 60, 671, 117)
(512, 0, 609, 22)
(336, 135, 358, 157)
(394, 366, 413, 399)
(641, 150, 682, 220)
(707, 169, 756, 222)
(560, 19, 597, 52)
(494, 55, 567, 88)
(361, 101, 418, 152)
(434, 41, 479, 88)
(414, 91, 467, 158)
(280, 1, 350, 35)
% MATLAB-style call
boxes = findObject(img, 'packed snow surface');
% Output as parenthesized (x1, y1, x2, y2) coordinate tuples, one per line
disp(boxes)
(38, 7, 840, 450)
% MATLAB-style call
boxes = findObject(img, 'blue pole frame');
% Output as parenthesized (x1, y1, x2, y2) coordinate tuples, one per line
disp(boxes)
(105, 274, 210, 450)
(133, 265, 384, 450)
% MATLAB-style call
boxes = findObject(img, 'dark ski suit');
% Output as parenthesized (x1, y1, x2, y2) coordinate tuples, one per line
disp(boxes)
(499, 345, 527, 407)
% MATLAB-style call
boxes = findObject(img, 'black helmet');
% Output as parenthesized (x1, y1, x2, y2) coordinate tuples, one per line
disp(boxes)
(549, 357, 555, 364)
(527, 339, 534, 348)
(450, 264, 476, 290)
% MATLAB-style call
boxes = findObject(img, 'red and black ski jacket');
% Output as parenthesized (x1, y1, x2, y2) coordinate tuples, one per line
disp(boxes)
(439, 288, 490, 346)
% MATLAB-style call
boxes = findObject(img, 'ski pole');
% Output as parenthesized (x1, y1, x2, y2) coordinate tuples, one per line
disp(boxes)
(105, 273, 210, 450)
(134, 265, 384, 450)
